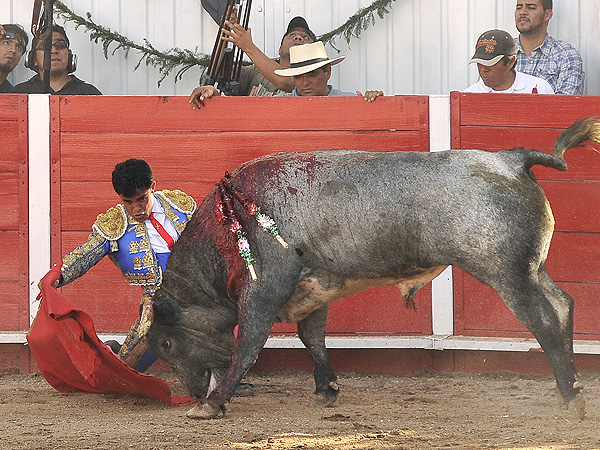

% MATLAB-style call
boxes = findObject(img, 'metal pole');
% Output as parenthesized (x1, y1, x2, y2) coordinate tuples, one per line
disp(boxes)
(207, 0, 235, 82)
(31, 0, 54, 93)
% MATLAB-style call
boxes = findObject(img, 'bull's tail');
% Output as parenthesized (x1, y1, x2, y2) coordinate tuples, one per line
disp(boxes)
(524, 116, 600, 172)
(553, 116, 600, 171)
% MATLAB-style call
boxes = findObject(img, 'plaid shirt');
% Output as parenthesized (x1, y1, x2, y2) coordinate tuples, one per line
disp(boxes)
(514, 34, 585, 95)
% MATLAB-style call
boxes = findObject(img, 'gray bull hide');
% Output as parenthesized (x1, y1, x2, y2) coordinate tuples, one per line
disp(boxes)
(148, 117, 600, 420)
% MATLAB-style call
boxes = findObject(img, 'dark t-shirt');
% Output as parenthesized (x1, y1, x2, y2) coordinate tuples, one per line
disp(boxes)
(11, 74, 102, 95)
(0, 79, 13, 93)
(236, 64, 280, 96)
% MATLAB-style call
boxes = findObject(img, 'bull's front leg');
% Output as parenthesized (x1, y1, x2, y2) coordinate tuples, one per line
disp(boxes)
(187, 257, 303, 419)
(298, 305, 340, 407)
(186, 323, 270, 419)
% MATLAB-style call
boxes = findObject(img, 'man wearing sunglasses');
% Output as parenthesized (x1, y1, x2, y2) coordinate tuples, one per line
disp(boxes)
(12, 24, 101, 95)
(0, 24, 28, 93)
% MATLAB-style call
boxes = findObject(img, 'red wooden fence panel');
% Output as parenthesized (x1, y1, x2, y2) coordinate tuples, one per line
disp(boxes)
(450, 92, 600, 339)
(50, 95, 432, 337)
(0, 95, 29, 337)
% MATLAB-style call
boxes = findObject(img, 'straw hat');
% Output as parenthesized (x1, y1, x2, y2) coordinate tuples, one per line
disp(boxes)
(274, 42, 345, 77)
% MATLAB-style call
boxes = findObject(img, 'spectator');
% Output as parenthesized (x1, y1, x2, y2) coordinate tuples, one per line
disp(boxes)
(274, 41, 383, 101)
(189, 16, 316, 107)
(226, 15, 317, 95)
(12, 24, 101, 95)
(514, 0, 584, 95)
(0, 24, 28, 93)
(464, 29, 553, 94)
(40, 159, 196, 372)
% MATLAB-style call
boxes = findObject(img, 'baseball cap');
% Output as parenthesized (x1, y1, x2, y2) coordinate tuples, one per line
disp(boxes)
(281, 16, 316, 43)
(469, 29, 516, 66)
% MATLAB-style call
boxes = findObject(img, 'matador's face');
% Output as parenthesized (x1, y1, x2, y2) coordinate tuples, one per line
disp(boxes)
(119, 181, 156, 223)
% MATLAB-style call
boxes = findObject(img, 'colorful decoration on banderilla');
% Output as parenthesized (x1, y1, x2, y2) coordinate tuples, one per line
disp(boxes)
(215, 173, 288, 281)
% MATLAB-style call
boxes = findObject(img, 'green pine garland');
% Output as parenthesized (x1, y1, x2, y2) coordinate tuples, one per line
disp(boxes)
(54, 1, 210, 85)
(320, 0, 396, 48)
(54, 0, 395, 85)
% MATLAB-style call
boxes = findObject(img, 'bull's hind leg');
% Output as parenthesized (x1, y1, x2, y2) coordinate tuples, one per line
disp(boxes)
(492, 266, 584, 419)
(536, 266, 585, 418)
(297, 305, 339, 406)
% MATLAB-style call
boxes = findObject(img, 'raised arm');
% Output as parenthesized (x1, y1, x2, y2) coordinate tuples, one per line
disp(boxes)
(221, 20, 295, 92)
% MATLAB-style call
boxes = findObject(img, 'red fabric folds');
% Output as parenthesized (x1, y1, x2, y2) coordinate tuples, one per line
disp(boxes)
(26, 263, 184, 405)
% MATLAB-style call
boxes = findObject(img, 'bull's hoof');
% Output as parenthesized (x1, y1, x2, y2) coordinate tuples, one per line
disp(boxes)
(186, 402, 222, 419)
(555, 381, 585, 420)
(234, 383, 254, 397)
(567, 393, 586, 420)
(313, 380, 340, 407)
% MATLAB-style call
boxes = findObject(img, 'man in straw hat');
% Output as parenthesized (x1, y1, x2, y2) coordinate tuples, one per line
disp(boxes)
(274, 41, 383, 101)
(463, 29, 553, 94)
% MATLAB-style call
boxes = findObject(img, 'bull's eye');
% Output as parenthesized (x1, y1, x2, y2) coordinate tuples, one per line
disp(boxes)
(162, 340, 171, 350)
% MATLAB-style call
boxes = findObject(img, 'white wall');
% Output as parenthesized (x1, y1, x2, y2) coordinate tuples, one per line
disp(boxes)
(2, 0, 599, 95)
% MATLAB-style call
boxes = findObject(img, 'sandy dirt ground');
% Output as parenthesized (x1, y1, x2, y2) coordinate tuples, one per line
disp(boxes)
(1, 369, 599, 450)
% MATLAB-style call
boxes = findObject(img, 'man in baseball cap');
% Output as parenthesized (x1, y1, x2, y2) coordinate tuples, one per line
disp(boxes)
(281, 16, 316, 44)
(190, 15, 317, 107)
(0, 24, 28, 93)
(464, 29, 553, 93)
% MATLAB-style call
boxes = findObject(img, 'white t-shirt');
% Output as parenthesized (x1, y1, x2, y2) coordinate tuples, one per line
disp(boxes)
(463, 71, 555, 94)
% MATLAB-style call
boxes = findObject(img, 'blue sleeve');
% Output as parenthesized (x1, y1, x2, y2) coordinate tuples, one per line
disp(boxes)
(58, 230, 111, 286)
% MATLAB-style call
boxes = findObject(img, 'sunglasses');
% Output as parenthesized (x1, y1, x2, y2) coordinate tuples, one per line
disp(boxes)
(36, 41, 68, 51)
(2, 31, 26, 49)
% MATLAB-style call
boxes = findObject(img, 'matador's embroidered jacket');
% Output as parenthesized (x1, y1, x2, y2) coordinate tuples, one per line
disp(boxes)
(58, 189, 196, 292)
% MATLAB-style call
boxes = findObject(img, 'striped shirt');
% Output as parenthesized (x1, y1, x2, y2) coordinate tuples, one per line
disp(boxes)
(514, 34, 585, 95)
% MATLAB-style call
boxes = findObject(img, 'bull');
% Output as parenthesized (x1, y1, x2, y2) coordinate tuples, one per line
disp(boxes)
(148, 117, 600, 419)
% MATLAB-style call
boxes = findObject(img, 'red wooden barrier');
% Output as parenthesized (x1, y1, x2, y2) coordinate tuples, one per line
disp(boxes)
(5, 93, 597, 377)
(0, 95, 29, 332)
(0, 95, 29, 373)
(450, 92, 600, 340)
(49, 95, 432, 337)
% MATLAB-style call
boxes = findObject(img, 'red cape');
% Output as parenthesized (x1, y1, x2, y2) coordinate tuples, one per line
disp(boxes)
(27, 264, 191, 405)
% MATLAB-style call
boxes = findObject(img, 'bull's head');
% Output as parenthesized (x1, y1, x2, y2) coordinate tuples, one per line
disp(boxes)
(148, 288, 236, 399)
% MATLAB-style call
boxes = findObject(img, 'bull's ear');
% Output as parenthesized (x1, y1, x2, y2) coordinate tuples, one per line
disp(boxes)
(151, 296, 182, 325)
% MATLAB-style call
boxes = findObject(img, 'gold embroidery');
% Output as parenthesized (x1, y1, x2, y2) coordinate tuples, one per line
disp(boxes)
(135, 224, 146, 237)
(142, 252, 153, 269)
(147, 267, 158, 284)
(164, 208, 185, 234)
(160, 189, 197, 213)
(476, 38, 497, 50)
(129, 240, 140, 254)
(93, 205, 128, 240)
(61, 231, 108, 284)
(133, 256, 142, 270)
(139, 237, 150, 251)
(118, 258, 162, 286)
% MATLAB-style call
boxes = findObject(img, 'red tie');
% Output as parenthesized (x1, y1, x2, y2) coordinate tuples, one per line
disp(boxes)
(149, 212, 175, 251)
